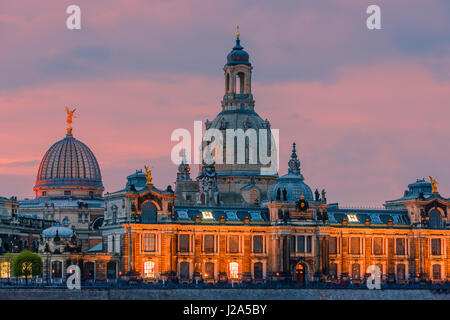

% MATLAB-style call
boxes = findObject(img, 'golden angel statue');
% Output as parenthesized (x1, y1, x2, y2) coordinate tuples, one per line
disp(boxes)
(429, 176, 439, 194)
(65, 107, 76, 134)
(144, 165, 152, 185)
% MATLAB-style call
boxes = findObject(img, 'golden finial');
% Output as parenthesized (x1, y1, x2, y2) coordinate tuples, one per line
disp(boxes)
(236, 25, 240, 38)
(65, 107, 76, 135)
(429, 176, 439, 194)
(144, 165, 153, 185)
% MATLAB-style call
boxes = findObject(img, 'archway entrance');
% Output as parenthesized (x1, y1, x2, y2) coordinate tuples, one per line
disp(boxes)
(295, 263, 306, 286)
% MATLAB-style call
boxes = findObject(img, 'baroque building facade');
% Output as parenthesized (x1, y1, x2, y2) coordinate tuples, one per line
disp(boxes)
(1, 32, 449, 286)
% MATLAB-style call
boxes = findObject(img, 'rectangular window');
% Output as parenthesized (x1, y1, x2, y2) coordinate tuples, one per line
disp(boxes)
(180, 262, 190, 279)
(329, 263, 337, 278)
(229, 262, 239, 279)
(397, 264, 406, 280)
(179, 234, 190, 253)
(64, 190, 71, 196)
(0, 262, 10, 279)
(228, 236, 239, 253)
(373, 237, 383, 255)
(205, 262, 214, 279)
(253, 235, 263, 253)
(306, 236, 312, 253)
(143, 261, 155, 279)
(204, 235, 215, 253)
(396, 238, 405, 255)
(433, 264, 441, 280)
(350, 237, 360, 255)
(431, 238, 442, 256)
(114, 235, 120, 254)
(107, 235, 113, 253)
(143, 234, 156, 252)
(351, 264, 360, 279)
(297, 236, 305, 253)
(329, 237, 337, 254)
(290, 236, 295, 252)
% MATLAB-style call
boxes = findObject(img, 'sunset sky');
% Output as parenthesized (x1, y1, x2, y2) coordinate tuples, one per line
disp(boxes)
(1, 0, 450, 206)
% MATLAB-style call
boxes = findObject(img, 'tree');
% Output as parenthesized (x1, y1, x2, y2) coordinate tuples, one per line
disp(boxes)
(12, 250, 43, 285)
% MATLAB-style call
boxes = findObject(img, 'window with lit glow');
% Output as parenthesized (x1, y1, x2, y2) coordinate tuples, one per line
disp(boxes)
(229, 262, 239, 279)
(205, 262, 214, 279)
(351, 263, 360, 279)
(51, 261, 62, 279)
(0, 262, 10, 279)
(143, 261, 155, 279)
(346, 214, 359, 223)
(202, 211, 214, 220)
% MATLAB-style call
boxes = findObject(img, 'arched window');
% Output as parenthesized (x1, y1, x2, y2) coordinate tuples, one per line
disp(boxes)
(429, 209, 443, 229)
(200, 193, 206, 205)
(229, 262, 239, 279)
(141, 202, 157, 224)
(249, 190, 258, 204)
(237, 72, 245, 94)
(226, 73, 230, 93)
(143, 261, 155, 279)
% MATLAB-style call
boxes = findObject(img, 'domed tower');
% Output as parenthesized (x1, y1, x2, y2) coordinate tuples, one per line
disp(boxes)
(268, 143, 328, 224)
(201, 28, 278, 206)
(34, 110, 103, 200)
(19, 109, 105, 251)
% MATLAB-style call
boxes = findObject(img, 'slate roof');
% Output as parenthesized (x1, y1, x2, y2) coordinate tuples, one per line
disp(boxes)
(174, 207, 269, 225)
(327, 207, 410, 228)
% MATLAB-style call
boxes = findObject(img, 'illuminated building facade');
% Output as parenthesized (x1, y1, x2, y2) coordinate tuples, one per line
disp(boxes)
(100, 34, 450, 285)
(1, 32, 449, 286)
(18, 112, 105, 251)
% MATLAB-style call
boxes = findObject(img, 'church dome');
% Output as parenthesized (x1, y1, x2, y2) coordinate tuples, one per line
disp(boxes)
(269, 143, 313, 202)
(226, 36, 251, 66)
(42, 221, 73, 238)
(35, 134, 103, 190)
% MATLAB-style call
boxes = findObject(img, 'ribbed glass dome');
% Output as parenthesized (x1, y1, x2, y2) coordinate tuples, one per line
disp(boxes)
(35, 134, 103, 189)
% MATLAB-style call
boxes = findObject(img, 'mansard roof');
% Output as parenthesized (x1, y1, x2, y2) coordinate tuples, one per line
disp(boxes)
(174, 206, 269, 225)
(327, 206, 410, 228)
